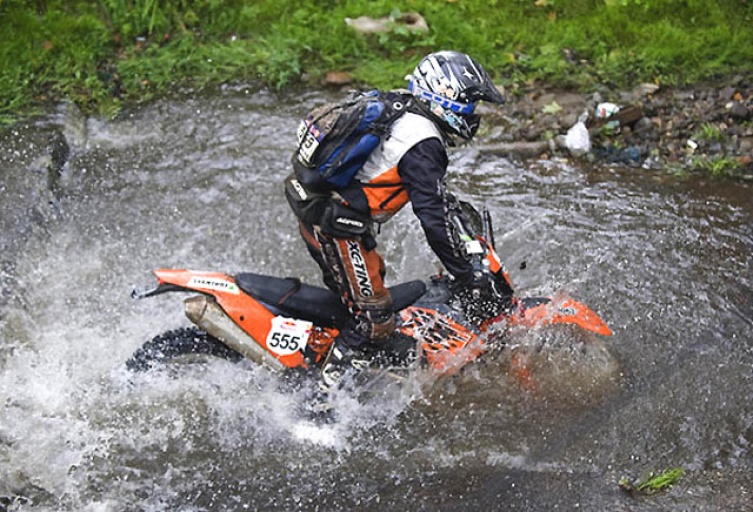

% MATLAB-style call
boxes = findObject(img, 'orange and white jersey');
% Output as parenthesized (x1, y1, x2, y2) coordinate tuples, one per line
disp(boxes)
(356, 112, 444, 222)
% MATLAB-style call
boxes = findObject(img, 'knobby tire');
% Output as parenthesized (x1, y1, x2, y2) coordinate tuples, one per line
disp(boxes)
(126, 327, 244, 371)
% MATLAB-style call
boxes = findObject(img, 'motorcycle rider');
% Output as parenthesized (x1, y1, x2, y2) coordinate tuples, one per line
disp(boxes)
(287, 50, 507, 390)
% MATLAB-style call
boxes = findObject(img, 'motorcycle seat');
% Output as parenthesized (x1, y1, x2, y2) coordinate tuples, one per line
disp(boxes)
(234, 272, 426, 328)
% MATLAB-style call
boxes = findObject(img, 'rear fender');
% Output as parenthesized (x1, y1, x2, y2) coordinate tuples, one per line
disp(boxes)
(139, 269, 321, 368)
(152, 269, 240, 296)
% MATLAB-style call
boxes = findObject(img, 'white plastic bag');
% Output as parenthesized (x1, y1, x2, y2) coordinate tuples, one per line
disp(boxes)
(565, 111, 591, 156)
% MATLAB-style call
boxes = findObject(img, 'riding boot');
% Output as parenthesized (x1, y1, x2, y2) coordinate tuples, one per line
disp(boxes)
(319, 323, 373, 391)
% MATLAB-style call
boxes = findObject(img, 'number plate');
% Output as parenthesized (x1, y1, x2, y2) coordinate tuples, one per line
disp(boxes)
(296, 120, 321, 165)
(266, 316, 312, 356)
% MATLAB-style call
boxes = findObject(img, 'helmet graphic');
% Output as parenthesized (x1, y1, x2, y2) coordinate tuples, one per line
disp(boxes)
(407, 51, 504, 140)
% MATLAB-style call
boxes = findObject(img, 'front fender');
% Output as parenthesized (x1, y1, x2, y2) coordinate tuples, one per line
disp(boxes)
(508, 295, 613, 336)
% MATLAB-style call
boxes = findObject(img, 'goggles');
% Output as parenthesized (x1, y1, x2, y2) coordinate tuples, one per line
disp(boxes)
(408, 80, 476, 116)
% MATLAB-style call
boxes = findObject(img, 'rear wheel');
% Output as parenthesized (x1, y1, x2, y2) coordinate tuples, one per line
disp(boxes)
(126, 327, 244, 371)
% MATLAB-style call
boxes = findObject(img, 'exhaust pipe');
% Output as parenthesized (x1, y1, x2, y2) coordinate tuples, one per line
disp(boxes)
(184, 295, 286, 372)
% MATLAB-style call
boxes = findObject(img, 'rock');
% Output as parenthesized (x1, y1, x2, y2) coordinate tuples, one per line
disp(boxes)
(60, 101, 88, 149)
(345, 12, 428, 34)
(708, 142, 723, 154)
(589, 92, 604, 104)
(593, 145, 644, 165)
(618, 90, 636, 104)
(562, 112, 578, 128)
(525, 128, 544, 141)
(719, 85, 739, 102)
(324, 71, 353, 86)
(634, 83, 660, 97)
(727, 101, 750, 121)
(633, 116, 654, 133)
(673, 91, 695, 101)
(739, 137, 753, 154)
(730, 74, 745, 85)
(476, 141, 550, 159)
(615, 105, 643, 126)
(396, 12, 429, 32)
(345, 16, 391, 33)
(50, 130, 70, 175)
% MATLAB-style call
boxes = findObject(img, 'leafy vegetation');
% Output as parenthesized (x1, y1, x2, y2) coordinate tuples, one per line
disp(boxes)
(620, 467, 686, 494)
(1, 0, 752, 123)
(690, 155, 743, 177)
(693, 122, 725, 143)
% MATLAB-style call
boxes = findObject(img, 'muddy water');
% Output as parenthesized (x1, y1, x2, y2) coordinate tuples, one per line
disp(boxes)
(0, 89, 751, 511)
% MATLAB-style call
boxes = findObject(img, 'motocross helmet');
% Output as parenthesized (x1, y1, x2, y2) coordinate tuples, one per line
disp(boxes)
(407, 51, 505, 140)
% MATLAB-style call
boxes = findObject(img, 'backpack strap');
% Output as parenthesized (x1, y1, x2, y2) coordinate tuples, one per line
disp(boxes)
(371, 91, 413, 137)
(403, 96, 456, 146)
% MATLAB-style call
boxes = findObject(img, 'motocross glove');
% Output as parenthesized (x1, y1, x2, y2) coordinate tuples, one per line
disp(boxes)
(451, 270, 502, 324)
(452, 270, 494, 300)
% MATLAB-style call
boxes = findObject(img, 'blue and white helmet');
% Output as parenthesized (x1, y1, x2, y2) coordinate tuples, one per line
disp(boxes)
(407, 51, 505, 140)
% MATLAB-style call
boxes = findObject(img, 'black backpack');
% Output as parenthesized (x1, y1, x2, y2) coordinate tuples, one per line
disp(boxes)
(292, 89, 411, 190)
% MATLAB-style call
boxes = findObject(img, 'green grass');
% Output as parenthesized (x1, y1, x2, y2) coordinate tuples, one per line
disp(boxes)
(1, 0, 752, 123)
(620, 467, 686, 494)
(693, 123, 725, 143)
(690, 155, 743, 177)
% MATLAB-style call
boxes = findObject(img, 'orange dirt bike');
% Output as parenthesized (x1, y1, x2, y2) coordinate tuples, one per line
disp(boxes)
(129, 204, 612, 379)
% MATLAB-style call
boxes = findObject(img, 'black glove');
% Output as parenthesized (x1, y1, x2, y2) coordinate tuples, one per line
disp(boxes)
(451, 270, 499, 324)
(452, 270, 494, 300)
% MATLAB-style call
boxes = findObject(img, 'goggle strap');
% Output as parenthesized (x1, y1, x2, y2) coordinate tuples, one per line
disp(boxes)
(408, 80, 475, 115)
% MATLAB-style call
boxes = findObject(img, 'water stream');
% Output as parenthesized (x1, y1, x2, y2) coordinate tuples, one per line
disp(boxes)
(1, 88, 751, 511)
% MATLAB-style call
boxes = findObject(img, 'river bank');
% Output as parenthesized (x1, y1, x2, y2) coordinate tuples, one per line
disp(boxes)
(469, 73, 753, 180)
